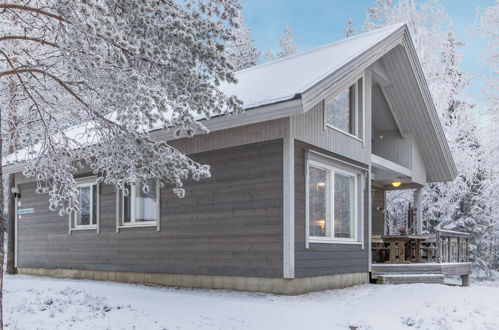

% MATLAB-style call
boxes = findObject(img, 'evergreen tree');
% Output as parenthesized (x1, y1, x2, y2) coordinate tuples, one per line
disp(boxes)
(264, 49, 274, 63)
(277, 24, 298, 58)
(224, 11, 260, 71)
(344, 19, 356, 38)
(0, 1, 242, 326)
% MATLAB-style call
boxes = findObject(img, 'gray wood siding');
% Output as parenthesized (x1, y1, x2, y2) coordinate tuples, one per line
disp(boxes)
(291, 70, 372, 167)
(16, 140, 284, 278)
(372, 130, 412, 168)
(294, 141, 369, 277)
(157, 118, 287, 155)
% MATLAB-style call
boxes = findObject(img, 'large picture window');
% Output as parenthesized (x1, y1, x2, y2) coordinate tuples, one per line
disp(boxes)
(307, 159, 361, 243)
(325, 78, 363, 139)
(69, 178, 99, 231)
(118, 179, 159, 227)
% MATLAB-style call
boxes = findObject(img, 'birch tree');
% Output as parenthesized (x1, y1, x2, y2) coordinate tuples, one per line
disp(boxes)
(0, 1, 242, 327)
(277, 24, 297, 58)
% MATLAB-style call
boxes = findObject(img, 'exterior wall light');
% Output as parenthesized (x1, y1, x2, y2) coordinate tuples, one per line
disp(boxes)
(391, 181, 402, 188)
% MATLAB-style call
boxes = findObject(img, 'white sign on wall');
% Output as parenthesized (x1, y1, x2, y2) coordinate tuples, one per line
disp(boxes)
(17, 208, 34, 215)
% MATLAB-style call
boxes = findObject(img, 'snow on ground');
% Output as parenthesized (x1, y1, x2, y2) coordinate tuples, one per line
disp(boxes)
(5, 274, 499, 330)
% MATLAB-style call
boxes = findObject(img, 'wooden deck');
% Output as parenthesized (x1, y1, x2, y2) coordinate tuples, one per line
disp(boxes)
(371, 262, 472, 285)
(371, 230, 473, 285)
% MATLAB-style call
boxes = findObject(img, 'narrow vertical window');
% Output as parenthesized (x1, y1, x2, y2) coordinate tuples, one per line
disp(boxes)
(309, 165, 329, 237)
(334, 172, 355, 238)
(69, 179, 99, 231)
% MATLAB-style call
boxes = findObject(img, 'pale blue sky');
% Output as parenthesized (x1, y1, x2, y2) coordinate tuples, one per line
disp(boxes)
(239, 0, 495, 108)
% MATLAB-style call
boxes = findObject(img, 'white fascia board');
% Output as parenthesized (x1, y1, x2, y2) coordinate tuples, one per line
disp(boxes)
(300, 26, 406, 112)
(2, 98, 304, 175)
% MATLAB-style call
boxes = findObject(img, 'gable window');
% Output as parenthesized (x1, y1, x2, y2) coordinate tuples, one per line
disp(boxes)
(325, 78, 363, 139)
(118, 179, 159, 227)
(307, 157, 363, 244)
(69, 178, 99, 231)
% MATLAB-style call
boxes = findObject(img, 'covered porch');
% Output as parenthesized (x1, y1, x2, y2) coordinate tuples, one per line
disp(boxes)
(369, 154, 472, 285)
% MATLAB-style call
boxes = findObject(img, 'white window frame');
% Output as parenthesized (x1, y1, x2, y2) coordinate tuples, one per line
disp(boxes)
(69, 177, 99, 232)
(117, 180, 160, 229)
(306, 158, 363, 245)
(324, 77, 364, 141)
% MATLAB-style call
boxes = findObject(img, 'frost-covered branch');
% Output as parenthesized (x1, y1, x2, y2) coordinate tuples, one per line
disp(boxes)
(0, 0, 243, 215)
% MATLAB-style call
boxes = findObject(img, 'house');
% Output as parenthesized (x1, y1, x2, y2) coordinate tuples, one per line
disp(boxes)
(5, 23, 472, 295)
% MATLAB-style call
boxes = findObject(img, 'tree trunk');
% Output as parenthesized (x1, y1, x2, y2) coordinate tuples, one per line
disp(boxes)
(0, 120, 4, 330)
(6, 174, 15, 275)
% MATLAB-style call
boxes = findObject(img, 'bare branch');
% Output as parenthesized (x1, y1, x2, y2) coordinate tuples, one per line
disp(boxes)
(0, 35, 59, 48)
(0, 4, 68, 23)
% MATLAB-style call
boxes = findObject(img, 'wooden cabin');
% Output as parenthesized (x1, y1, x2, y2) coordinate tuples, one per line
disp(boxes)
(5, 23, 471, 294)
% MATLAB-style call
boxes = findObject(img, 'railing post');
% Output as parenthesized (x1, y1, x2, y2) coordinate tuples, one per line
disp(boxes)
(457, 237, 461, 262)
(464, 238, 470, 262)
(447, 236, 452, 262)
(436, 230, 442, 263)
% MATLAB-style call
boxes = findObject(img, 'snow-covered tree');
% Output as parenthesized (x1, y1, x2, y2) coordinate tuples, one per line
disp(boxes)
(264, 49, 274, 63)
(0, 1, 242, 327)
(344, 19, 356, 37)
(277, 24, 297, 58)
(364, 0, 494, 271)
(224, 10, 260, 71)
(476, 1, 499, 271)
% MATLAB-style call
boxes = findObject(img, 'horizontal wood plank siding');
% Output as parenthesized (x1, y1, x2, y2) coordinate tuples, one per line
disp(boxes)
(16, 140, 284, 278)
(294, 141, 370, 277)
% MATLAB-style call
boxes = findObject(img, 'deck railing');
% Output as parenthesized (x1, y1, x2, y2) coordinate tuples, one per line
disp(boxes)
(436, 230, 470, 263)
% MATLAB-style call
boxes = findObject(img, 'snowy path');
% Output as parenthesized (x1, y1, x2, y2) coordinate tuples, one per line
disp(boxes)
(5, 274, 499, 330)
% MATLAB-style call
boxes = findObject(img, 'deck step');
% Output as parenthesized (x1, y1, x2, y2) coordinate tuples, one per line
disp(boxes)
(377, 274, 445, 285)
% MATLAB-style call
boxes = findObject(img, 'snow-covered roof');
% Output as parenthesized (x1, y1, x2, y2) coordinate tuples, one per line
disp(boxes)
(4, 23, 457, 182)
(220, 23, 405, 109)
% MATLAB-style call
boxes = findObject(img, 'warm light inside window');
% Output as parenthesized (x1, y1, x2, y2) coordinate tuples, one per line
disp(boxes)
(316, 182, 326, 188)
(391, 181, 402, 187)
(314, 219, 326, 235)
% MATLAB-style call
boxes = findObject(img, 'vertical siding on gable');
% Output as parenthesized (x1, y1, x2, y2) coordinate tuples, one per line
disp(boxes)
(291, 101, 370, 165)
(294, 141, 369, 277)
(16, 140, 284, 278)
(291, 69, 372, 167)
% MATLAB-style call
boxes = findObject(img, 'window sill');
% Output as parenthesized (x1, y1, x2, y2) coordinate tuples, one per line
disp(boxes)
(118, 222, 157, 229)
(70, 226, 97, 231)
(325, 124, 364, 143)
(308, 237, 362, 245)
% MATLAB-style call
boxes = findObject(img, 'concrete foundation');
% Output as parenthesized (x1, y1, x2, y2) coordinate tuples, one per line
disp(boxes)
(17, 267, 368, 295)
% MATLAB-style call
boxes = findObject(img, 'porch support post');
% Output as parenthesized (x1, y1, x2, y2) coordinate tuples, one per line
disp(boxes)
(414, 187, 423, 235)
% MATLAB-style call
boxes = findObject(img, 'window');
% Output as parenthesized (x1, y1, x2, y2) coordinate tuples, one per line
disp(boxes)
(307, 159, 361, 243)
(325, 79, 363, 138)
(69, 179, 99, 231)
(118, 179, 159, 227)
